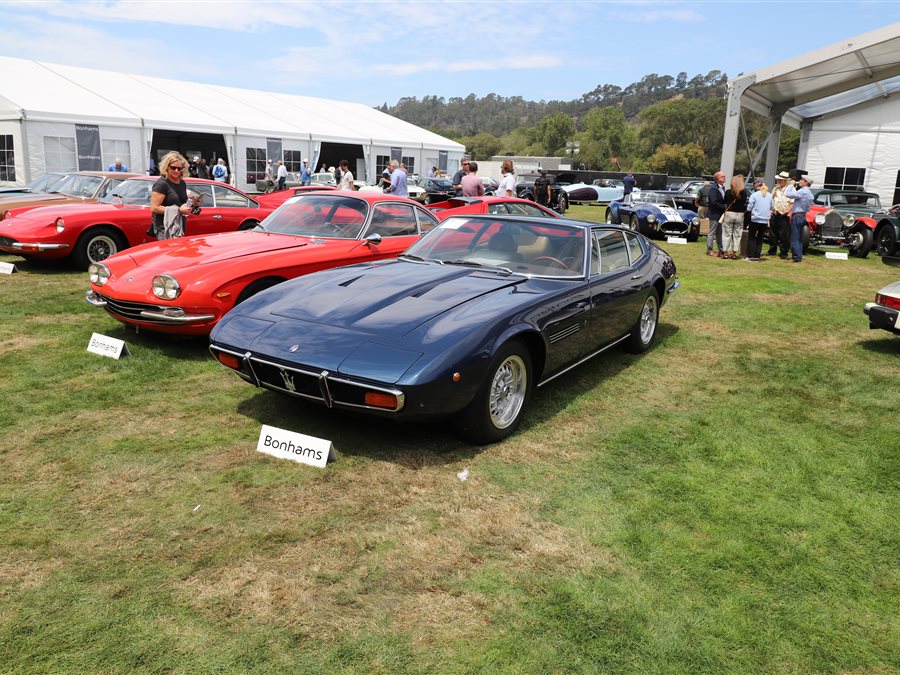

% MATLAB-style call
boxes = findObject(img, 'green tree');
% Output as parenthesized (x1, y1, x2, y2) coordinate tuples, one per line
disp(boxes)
(534, 112, 575, 155)
(460, 132, 502, 161)
(643, 143, 707, 175)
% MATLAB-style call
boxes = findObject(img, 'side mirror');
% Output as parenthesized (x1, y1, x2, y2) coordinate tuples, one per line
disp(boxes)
(365, 233, 382, 246)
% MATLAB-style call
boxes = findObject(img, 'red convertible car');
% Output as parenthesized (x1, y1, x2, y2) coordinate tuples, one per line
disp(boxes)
(0, 177, 274, 267)
(85, 192, 439, 336)
(428, 196, 559, 220)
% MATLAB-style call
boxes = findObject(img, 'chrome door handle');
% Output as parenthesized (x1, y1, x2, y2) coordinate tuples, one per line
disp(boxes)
(631, 274, 642, 279)
(212, 215, 223, 219)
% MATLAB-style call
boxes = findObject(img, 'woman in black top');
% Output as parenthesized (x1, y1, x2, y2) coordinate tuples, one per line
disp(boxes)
(721, 175, 748, 259)
(149, 151, 191, 240)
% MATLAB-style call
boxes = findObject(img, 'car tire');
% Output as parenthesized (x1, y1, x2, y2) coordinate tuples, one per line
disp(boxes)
(235, 277, 284, 305)
(875, 224, 897, 257)
(454, 339, 532, 445)
(630, 215, 641, 233)
(848, 226, 873, 258)
(556, 192, 568, 214)
(802, 224, 811, 253)
(687, 231, 699, 243)
(238, 219, 260, 231)
(626, 290, 659, 354)
(606, 207, 617, 225)
(73, 226, 126, 269)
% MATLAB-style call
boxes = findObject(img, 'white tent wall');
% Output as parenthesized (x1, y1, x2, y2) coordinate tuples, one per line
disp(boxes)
(800, 94, 900, 203)
(233, 135, 312, 190)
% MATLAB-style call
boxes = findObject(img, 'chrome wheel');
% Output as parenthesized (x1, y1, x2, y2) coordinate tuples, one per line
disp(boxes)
(488, 354, 527, 430)
(638, 295, 658, 344)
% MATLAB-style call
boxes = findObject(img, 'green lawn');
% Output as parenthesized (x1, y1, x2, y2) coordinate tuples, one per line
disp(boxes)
(1, 207, 898, 672)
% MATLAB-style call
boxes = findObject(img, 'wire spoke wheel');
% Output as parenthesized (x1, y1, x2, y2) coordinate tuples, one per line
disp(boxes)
(488, 354, 527, 429)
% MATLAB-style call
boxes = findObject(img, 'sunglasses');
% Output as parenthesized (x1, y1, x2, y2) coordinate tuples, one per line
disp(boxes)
(169, 165, 184, 172)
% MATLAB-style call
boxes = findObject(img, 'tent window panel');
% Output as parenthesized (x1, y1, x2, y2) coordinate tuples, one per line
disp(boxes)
(44, 136, 77, 173)
(0, 135, 15, 182)
(101, 139, 131, 172)
(284, 150, 303, 175)
(401, 156, 415, 175)
(893, 171, 900, 207)
(376, 155, 390, 175)
(823, 167, 866, 190)
(246, 147, 266, 183)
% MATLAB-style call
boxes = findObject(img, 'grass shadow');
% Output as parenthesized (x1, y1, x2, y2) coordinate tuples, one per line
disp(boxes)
(857, 336, 900, 354)
(1, 255, 75, 275)
(101, 323, 213, 362)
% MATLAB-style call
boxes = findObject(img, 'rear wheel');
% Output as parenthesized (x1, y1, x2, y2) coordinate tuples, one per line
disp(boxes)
(606, 207, 616, 224)
(802, 224, 810, 253)
(238, 219, 260, 231)
(556, 192, 568, 214)
(73, 226, 126, 269)
(876, 224, 897, 257)
(626, 291, 659, 354)
(454, 340, 531, 445)
(847, 226, 873, 258)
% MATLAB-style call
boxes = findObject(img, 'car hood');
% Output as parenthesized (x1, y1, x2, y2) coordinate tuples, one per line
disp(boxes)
(3, 201, 136, 222)
(120, 231, 319, 271)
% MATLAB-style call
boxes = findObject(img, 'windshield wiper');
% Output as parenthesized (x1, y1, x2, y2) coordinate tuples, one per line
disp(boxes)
(445, 259, 512, 275)
(398, 253, 429, 263)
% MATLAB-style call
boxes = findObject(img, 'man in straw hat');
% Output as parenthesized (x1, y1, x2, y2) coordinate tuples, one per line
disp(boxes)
(767, 171, 793, 258)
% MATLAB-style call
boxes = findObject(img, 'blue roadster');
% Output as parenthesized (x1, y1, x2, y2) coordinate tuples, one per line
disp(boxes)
(210, 215, 679, 444)
(606, 192, 701, 242)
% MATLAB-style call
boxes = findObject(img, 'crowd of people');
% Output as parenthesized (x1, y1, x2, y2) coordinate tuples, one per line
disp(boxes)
(701, 170, 813, 263)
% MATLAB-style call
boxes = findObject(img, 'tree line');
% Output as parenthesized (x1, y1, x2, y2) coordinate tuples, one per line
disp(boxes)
(378, 71, 799, 177)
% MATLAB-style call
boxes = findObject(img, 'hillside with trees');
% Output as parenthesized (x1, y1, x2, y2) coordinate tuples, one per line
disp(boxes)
(379, 70, 799, 176)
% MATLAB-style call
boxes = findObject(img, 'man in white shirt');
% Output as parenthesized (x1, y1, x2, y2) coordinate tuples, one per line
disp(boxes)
(276, 160, 288, 191)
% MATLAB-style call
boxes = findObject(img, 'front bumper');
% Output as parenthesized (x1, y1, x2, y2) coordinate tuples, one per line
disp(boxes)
(0, 235, 70, 258)
(86, 289, 217, 333)
(864, 302, 900, 335)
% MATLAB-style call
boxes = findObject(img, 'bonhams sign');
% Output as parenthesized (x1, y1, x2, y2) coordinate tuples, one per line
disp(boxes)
(76, 124, 102, 171)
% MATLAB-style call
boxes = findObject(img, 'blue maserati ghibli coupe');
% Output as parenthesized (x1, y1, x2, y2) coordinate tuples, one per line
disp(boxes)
(210, 215, 679, 444)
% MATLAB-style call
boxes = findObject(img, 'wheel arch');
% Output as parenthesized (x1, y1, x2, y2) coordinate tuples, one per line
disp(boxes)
(491, 327, 546, 381)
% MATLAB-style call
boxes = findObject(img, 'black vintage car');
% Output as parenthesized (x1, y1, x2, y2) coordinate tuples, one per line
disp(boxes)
(654, 180, 705, 212)
(413, 177, 456, 204)
(516, 175, 568, 214)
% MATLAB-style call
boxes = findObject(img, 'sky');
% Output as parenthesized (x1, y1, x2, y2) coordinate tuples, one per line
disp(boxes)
(0, 1, 896, 108)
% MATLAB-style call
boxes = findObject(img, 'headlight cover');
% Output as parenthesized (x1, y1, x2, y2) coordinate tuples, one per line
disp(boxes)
(646, 214, 657, 224)
(691, 217, 700, 226)
(152, 274, 181, 300)
(814, 214, 826, 225)
(55, 217, 65, 233)
(88, 263, 110, 286)
(845, 214, 856, 225)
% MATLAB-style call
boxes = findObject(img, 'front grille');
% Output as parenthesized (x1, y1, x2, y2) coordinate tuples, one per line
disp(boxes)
(820, 212, 845, 239)
(660, 221, 689, 236)
(96, 292, 173, 323)
(0, 236, 17, 247)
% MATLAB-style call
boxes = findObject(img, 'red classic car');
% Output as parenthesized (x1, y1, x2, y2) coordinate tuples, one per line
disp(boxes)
(0, 177, 273, 267)
(254, 185, 337, 210)
(0, 171, 141, 221)
(85, 192, 439, 336)
(428, 196, 560, 220)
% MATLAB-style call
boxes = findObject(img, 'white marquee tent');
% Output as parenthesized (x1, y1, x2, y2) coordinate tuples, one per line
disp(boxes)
(0, 56, 465, 191)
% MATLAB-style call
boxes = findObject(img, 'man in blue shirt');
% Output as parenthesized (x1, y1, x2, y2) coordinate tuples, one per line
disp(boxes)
(785, 176, 814, 263)
(623, 171, 635, 203)
(388, 160, 408, 198)
(299, 159, 311, 186)
(108, 158, 128, 172)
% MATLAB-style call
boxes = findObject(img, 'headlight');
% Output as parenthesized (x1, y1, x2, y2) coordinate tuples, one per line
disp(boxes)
(88, 263, 110, 286)
(691, 217, 700, 226)
(845, 215, 855, 225)
(1, 210, 10, 220)
(152, 274, 181, 300)
(814, 214, 825, 225)
(646, 214, 657, 224)
(55, 217, 65, 233)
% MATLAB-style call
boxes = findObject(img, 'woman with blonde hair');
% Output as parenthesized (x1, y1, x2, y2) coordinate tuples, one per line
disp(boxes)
(498, 159, 516, 197)
(721, 174, 748, 259)
(149, 151, 192, 240)
(745, 178, 773, 261)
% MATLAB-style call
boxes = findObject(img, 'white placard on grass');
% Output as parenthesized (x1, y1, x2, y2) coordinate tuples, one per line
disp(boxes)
(256, 424, 336, 468)
(666, 236, 688, 245)
(87, 332, 129, 359)
(0, 262, 16, 274)
(825, 251, 849, 260)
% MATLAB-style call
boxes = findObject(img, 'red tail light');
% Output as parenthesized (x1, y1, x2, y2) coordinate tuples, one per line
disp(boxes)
(875, 293, 900, 310)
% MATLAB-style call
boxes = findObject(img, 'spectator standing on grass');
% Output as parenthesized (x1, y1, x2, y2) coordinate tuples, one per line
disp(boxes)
(533, 169, 551, 207)
(452, 158, 470, 195)
(276, 160, 288, 190)
(149, 151, 191, 240)
(197, 158, 210, 180)
(498, 159, 516, 197)
(338, 159, 356, 191)
(623, 170, 635, 203)
(212, 158, 228, 183)
(721, 175, 748, 259)
(333, 164, 342, 187)
(387, 159, 408, 197)
(264, 159, 275, 191)
(745, 179, 773, 262)
(767, 171, 793, 258)
(696, 179, 711, 230)
(379, 163, 392, 192)
(300, 159, 311, 186)
(461, 161, 485, 197)
(785, 176, 814, 264)
(706, 170, 727, 257)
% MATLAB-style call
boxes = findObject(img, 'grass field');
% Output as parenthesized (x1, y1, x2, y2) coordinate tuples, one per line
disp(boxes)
(1, 204, 898, 672)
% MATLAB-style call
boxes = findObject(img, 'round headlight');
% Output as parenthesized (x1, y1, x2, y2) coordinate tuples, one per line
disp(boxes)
(845, 215, 855, 225)
(814, 214, 825, 225)
(1, 210, 11, 220)
(646, 214, 657, 224)
(55, 217, 65, 233)
(88, 263, 110, 286)
(152, 274, 181, 300)
(691, 217, 700, 226)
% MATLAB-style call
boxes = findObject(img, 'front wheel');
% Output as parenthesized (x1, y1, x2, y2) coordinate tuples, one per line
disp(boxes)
(606, 207, 617, 225)
(238, 219, 260, 231)
(73, 226, 126, 268)
(556, 192, 568, 214)
(847, 226, 873, 258)
(454, 340, 531, 445)
(626, 291, 659, 354)
(629, 215, 641, 233)
(876, 224, 897, 257)
(802, 224, 810, 253)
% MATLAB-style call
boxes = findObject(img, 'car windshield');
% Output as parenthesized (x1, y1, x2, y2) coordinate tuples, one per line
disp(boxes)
(404, 216, 585, 278)
(430, 179, 453, 189)
(51, 174, 104, 198)
(26, 173, 66, 193)
(100, 179, 155, 205)
(828, 193, 881, 208)
(258, 194, 369, 238)
(637, 192, 677, 208)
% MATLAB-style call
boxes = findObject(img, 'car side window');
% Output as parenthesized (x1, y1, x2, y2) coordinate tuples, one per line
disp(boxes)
(97, 178, 125, 200)
(416, 207, 439, 233)
(592, 229, 630, 274)
(365, 203, 418, 237)
(212, 184, 250, 208)
(189, 183, 214, 207)
(624, 232, 645, 265)
(487, 203, 509, 215)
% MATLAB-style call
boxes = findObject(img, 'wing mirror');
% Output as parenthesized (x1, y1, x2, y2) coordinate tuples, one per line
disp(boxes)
(364, 233, 382, 246)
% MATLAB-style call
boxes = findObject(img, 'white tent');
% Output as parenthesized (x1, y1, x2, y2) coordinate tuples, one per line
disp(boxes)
(0, 56, 464, 190)
(721, 22, 900, 203)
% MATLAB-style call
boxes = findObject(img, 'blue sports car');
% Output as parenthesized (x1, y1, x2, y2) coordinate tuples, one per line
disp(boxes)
(210, 215, 679, 444)
(606, 192, 701, 242)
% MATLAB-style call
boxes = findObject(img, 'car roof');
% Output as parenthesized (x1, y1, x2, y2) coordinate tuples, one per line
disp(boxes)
(815, 188, 879, 197)
(441, 212, 621, 232)
(285, 191, 424, 205)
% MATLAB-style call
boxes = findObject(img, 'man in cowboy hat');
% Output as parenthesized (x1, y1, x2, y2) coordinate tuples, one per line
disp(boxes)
(767, 171, 793, 258)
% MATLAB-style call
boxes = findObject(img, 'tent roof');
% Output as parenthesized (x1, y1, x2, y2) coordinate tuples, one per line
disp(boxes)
(0, 55, 463, 151)
(737, 22, 900, 122)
